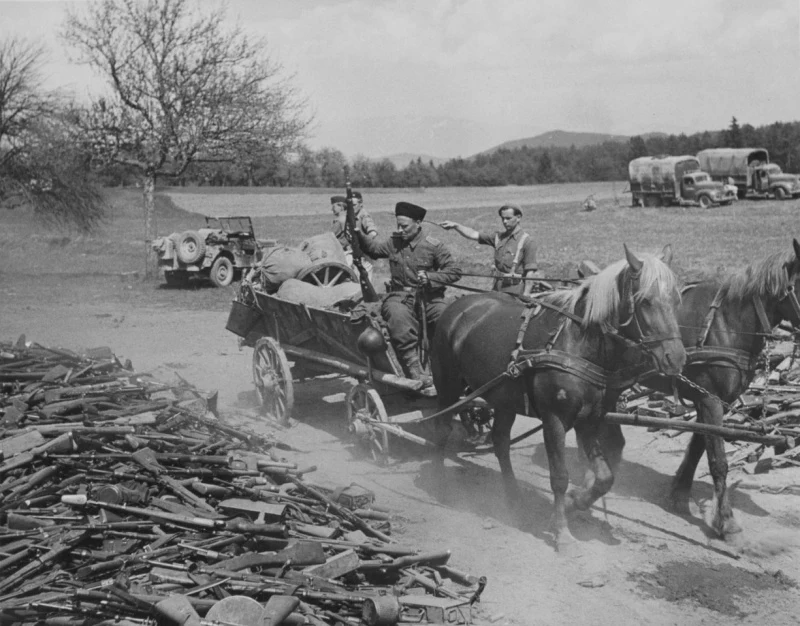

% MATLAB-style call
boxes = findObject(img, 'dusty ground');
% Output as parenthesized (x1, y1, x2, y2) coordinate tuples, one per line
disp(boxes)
(4, 273, 800, 626)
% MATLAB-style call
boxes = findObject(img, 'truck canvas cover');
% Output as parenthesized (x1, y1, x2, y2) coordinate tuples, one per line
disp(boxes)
(628, 155, 700, 196)
(697, 148, 769, 177)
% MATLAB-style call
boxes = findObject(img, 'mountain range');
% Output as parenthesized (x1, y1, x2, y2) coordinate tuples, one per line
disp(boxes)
(376, 129, 665, 166)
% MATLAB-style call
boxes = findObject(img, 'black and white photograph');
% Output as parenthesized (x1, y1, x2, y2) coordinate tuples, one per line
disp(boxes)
(1, 1, 800, 624)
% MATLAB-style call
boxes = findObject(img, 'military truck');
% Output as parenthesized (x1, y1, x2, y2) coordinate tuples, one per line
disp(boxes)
(628, 155, 734, 208)
(697, 148, 800, 200)
(151, 216, 275, 287)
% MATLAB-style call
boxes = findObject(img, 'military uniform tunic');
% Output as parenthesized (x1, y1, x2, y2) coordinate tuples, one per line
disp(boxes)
(477, 226, 538, 294)
(333, 207, 377, 251)
(360, 229, 462, 352)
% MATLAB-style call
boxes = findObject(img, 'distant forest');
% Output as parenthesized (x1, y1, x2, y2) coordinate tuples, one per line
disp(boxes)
(102, 118, 800, 189)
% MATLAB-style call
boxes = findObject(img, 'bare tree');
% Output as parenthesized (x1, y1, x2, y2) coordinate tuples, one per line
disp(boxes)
(0, 36, 104, 231)
(62, 0, 310, 275)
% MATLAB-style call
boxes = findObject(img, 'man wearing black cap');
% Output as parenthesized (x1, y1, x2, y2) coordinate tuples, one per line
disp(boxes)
(359, 201, 462, 395)
(440, 204, 540, 296)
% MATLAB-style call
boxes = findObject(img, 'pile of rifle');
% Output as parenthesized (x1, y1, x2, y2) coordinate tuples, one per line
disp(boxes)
(623, 336, 800, 475)
(0, 338, 483, 626)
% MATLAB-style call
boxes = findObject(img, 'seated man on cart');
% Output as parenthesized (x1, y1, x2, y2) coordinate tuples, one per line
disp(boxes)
(359, 201, 462, 396)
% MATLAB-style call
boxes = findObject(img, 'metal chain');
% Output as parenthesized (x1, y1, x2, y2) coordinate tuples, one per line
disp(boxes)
(760, 342, 774, 421)
(672, 372, 744, 420)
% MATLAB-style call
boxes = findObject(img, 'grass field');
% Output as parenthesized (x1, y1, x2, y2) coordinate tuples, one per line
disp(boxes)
(3, 185, 799, 302)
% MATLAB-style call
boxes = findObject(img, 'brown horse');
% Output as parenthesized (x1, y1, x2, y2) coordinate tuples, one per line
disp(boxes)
(610, 238, 800, 541)
(431, 245, 685, 552)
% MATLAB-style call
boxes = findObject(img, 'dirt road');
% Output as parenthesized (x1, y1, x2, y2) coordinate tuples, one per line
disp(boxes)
(4, 274, 800, 625)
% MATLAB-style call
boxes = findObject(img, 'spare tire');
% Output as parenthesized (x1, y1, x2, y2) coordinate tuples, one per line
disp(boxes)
(176, 230, 206, 264)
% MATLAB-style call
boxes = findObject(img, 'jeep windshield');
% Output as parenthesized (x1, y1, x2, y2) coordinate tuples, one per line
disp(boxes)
(205, 216, 254, 235)
(691, 173, 710, 183)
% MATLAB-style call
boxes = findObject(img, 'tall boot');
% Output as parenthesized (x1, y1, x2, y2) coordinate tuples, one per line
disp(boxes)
(399, 349, 437, 397)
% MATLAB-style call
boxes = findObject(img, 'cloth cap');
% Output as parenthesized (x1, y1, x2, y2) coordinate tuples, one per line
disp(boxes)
(499, 203, 522, 215)
(330, 195, 346, 204)
(395, 201, 426, 221)
(352, 191, 363, 200)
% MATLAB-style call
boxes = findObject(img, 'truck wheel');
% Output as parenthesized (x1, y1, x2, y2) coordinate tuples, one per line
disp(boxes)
(176, 230, 206, 264)
(209, 256, 234, 287)
(774, 187, 787, 200)
(737, 188, 747, 200)
(698, 195, 712, 209)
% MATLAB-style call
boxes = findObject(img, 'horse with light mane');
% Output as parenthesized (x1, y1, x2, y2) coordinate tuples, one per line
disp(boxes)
(608, 238, 800, 542)
(431, 245, 685, 552)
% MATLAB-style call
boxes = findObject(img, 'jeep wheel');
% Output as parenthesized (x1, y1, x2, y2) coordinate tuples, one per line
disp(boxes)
(698, 195, 712, 209)
(176, 230, 206, 264)
(774, 187, 787, 201)
(210, 256, 234, 287)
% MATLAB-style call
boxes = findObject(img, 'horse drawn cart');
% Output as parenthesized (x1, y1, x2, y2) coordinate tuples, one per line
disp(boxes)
(225, 276, 490, 462)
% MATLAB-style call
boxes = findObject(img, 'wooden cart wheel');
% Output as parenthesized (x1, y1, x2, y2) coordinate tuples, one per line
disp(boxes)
(252, 337, 294, 424)
(346, 384, 390, 463)
(296, 262, 357, 288)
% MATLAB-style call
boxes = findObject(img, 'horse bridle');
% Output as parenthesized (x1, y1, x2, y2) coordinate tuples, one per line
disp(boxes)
(615, 267, 682, 369)
(779, 266, 800, 326)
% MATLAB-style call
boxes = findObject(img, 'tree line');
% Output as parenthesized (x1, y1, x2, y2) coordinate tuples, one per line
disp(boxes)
(151, 117, 800, 189)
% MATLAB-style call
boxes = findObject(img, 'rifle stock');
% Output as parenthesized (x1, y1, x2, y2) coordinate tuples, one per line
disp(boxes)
(344, 182, 379, 302)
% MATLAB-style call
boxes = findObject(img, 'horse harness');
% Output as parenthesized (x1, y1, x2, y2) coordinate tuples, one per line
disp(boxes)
(682, 274, 800, 375)
(404, 273, 670, 424)
(507, 270, 679, 391)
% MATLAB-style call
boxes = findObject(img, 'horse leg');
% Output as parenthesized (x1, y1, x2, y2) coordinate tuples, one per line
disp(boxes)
(567, 422, 617, 512)
(490, 407, 519, 503)
(697, 398, 742, 539)
(670, 432, 705, 515)
(540, 411, 576, 552)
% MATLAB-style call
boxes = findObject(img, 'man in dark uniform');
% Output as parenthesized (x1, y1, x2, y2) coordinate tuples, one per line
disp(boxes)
(360, 201, 462, 395)
(440, 204, 541, 296)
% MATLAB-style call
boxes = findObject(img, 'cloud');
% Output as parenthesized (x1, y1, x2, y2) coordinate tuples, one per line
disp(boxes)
(2, 0, 798, 156)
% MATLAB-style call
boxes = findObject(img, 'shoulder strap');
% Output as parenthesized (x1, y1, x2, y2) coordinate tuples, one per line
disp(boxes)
(509, 232, 530, 276)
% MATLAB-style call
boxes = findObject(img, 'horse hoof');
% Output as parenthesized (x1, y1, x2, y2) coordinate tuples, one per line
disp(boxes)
(669, 491, 692, 516)
(724, 529, 745, 548)
(557, 537, 581, 558)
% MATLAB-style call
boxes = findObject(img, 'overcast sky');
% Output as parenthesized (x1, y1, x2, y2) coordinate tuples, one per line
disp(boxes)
(2, 0, 799, 158)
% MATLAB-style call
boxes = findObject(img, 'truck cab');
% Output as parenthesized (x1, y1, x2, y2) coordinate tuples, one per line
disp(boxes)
(754, 163, 800, 200)
(680, 171, 735, 207)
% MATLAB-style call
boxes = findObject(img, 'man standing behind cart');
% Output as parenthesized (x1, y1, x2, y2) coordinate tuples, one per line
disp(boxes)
(440, 204, 540, 296)
(331, 191, 377, 278)
(359, 201, 462, 396)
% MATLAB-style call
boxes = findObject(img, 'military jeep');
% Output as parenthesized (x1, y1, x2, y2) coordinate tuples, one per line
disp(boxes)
(151, 216, 275, 287)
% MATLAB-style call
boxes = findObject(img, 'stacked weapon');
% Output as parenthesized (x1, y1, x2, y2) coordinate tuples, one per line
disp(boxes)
(0, 337, 484, 626)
